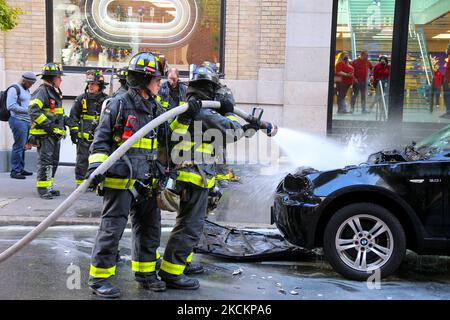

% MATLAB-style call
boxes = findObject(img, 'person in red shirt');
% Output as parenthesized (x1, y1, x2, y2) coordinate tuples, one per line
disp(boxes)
(350, 50, 373, 113)
(430, 64, 442, 112)
(335, 52, 354, 113)
(372, 56, 390, 85)
(368, 56, 390, 113)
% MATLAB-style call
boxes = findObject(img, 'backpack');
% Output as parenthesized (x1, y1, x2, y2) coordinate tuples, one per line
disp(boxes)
(0, 85, 21, 121)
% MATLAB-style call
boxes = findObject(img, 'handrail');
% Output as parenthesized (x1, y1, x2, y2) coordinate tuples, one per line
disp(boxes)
(379, 81, 388, 121)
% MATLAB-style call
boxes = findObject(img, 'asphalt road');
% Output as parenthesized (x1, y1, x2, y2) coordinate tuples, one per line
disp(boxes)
(1, 225, 450, 300)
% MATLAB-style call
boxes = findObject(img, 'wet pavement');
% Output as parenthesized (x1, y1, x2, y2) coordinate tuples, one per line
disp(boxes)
(1, 225, 450, 300)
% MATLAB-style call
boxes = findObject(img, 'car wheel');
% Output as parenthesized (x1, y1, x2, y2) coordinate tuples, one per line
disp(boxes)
(323, 202, 406, 281)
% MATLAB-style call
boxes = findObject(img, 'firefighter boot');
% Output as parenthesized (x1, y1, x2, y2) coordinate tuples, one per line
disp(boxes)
(135, 272, 166, 292)
(158, 270, 200, 290)
(88, 279, 121, 298)
(184, 263, 204, 275)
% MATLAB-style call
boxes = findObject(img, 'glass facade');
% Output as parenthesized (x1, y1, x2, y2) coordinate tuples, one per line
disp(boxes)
(52, 0, 223, 70)
(331, 0, 450, 131)
(403, 1, 450, 123)
(333, 0, 395, 122)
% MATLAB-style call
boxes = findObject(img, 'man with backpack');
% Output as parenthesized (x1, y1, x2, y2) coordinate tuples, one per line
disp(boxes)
(0, 72, 37, 179)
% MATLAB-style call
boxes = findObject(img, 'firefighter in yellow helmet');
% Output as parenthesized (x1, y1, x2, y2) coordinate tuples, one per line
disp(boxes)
(85, 52, 202, 298)
(28, 63, 67, 199)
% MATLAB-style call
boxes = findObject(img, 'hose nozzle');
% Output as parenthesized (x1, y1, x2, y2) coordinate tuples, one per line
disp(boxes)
(259, 121, 278, 137)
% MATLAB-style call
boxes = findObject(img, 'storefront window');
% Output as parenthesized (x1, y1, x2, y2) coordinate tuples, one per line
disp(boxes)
(332, 0, 395, 122)
(402, 1, 450, 123)
(52, 0, 223, 70)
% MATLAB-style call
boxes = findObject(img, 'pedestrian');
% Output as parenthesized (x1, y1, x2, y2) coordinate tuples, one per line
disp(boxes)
(430, 63, 442, 112)
(113, 68, 128, 97)
(350, 51, 373, 113)
(368, 55, 390, 114)
(335, 52, 354, 113)
(68, 70, 109, 185)
(158, 63, 248, 290)
(6, 72, 37, 179)
(85, 52, 199, 298)
(28, 63, 67, 199)
(158, 67, 187, 109)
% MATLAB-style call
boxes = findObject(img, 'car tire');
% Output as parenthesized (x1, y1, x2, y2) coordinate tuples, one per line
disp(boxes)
(323, 202, 406, 281)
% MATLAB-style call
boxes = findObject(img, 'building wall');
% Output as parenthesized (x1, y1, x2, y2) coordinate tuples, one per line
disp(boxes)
(0, 0, 333, 168)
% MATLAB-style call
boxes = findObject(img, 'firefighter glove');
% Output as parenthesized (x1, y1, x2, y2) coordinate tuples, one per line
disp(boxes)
(218, 99, 234, 115)
(184, 99, 202, 119)
(70, 131, 79, 144)
(86, 163, 105, 190)
(242, 123, 259, 138)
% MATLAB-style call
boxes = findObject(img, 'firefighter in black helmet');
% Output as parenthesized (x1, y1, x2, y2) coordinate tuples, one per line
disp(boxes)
(67, 70, 109, 186)
(85, 52, 202, 298)
(28, 63, 67, 199)
(113, 68, 129, 97)
(158, 64, 246, 290)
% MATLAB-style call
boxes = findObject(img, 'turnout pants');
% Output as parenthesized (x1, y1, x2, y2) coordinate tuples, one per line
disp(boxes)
(36, 135, 61, 195)
(75, 140, 91, 185)
(161, 183, 209, 277)
(89, 188, 161, 282)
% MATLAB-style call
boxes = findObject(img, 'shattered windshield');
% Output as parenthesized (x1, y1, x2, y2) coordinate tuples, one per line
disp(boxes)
(415, 125, 450, 155)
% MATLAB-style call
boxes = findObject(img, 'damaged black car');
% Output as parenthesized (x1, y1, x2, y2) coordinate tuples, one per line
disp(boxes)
(272, 125, 450, 281)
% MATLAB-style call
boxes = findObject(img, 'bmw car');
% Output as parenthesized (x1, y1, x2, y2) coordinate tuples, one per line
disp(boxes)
(271, 125, 450, 280)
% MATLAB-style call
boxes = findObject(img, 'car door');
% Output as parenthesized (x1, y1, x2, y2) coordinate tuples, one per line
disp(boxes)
(394, 161, 445, 237)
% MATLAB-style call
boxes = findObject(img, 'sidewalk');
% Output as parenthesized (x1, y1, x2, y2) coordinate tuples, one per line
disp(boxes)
(0, 166, 275, 229)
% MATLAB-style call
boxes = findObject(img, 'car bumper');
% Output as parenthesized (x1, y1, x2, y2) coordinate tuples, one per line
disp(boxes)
(271, 193, 321, 249)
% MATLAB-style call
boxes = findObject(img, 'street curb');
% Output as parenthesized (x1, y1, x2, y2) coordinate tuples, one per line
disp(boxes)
(0, 216, 176, 228)
(0, 215, 276, 230)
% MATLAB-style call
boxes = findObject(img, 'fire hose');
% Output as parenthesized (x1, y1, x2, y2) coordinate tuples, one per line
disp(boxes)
(0, 101, 277, 264)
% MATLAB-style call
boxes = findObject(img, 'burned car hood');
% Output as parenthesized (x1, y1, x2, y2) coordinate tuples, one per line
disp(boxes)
(277, 147, 449, 199)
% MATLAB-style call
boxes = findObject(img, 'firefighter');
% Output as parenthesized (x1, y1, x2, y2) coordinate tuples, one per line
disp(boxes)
(158, 67, 187, 109)
(158, 64, 247, 290)
(85, 52, 201, 298)
(68, 70, 109, 186)
(113, 68, 129, 97)
(28, 63, 66, 200)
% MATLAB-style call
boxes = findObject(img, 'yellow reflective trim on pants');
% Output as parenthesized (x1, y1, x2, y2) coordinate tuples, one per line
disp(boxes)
(195, 143, 214, 155)
(173, 140, 195, 152)
(179, 101, 186, 105)
(216, 172, 233, 181)
(160, 259, 185, 276)
(161, 101, 169, 108)
(176, 171, 215, 189)
(36, 180, 52, 188)
(103, 178, 136, 190)
(76, 179, 85, 185)
(156, 250, 161, 260)
(119, 137, 157, 150)
(53, 128, 66, 135)
(226, 115, 240, 122)
(88, 153, 109, 164)
(43, 108, 64, 115)
(131, 261, 157, 273)
(34, 114, 48, 125)
(77, 132, 90, 140)
(29, 99, 43, 108)
(70, 127, 79, 131)
(89, 265, 116, 279)
(81, 114, 99, 121)
(170, 118, 189, 135)
(186, 252, 193, 263)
